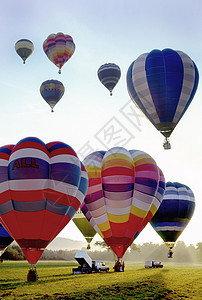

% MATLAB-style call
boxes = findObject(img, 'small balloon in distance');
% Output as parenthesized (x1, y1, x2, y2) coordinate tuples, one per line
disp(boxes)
(15, 39, 34, 64)
(40, 79, 65, 112)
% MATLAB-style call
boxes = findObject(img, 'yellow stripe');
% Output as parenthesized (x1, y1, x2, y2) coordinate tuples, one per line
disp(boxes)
(103, 159, 134, 169)
(131, 205, 147, 218)
(98, 221, 110, 232)
(102, 153, 133, 165)
(108, 213, 129, 223)
(150, 203, 157, 216)
(98, 231, 104, 239)
(134, 157, 155, 167)
(85, 166, 100, 172)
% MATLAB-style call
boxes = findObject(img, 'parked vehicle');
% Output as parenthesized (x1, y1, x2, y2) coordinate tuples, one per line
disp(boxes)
(72, 251, 109, 274)
(144, 260, 163, 268)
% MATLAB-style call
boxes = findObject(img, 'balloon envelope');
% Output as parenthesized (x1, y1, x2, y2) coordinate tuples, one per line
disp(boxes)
(73, 202, 97, 248)
(0, 223, 13, 256)
(43, 32, 75, 73)
(83, 147, 165, 258)
(15, 39, 34, 64)
(127, 49, 199, 140)
(150, 182, 195, 244)
(40, 79, 64, 112)
(0, 137, 88, 264)
(98, 63, 121, 95)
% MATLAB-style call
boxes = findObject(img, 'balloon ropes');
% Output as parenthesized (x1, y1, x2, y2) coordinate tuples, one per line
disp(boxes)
(0, 137, 88, 280)
(98, 63, 121, 95)
(40, 79, 65, 112)
(43, 32, 75, 74)
(15, 39, 34, 64)
(127, 49, 199, 149)
(83, 147, 165, 260)
(150, 182, 195, 258)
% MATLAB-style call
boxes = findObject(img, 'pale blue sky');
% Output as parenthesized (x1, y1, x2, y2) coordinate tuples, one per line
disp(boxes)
(1, 0, 202, 247)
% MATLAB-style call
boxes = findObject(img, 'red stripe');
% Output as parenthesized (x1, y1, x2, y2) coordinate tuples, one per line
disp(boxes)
(0, 190, 10, 204)
(102, 167, 134, 177)
(48, 147, 78, 158)
(12, 141, 49, 154)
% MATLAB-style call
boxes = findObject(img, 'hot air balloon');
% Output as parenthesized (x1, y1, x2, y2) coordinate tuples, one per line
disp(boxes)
(40, 79, 65, 112)
(43, 32, 75, 74)
(0, 223, 13, 257)
(0, 137, 88, 280)
(98, 63, 121, 95)
(126, 49, 199, 149)
(73, 202, 97, 249)
(15, 39, 34, 64)
(150, 182, 195, 258)
(83, 147, 165, 261)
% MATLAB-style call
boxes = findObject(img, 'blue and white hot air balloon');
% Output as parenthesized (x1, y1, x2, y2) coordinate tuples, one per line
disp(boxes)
(150, 182, 195, 258)
(126, 49, 199, 149)
(98, 63, 121, 96)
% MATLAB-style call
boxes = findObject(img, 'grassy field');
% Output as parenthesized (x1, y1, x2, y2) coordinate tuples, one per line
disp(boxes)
(0, 261, 202, 299)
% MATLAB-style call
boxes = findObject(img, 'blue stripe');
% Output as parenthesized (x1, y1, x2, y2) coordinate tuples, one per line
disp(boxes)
(0, 225, 11, 238)
(48, 142, 71, 152)
(50, 163, 81, 186)
(8, 158, 49, 180)
(15, 137, 47, 147)
(0, 166, 8, 183)
(46, 200, 70, 215)
(78, 176, 88, 195)
(0, 147, 12, 155)
(153, 222, 185, 228)
(145, 49, 183, 122)
(66, 206, 77, 219)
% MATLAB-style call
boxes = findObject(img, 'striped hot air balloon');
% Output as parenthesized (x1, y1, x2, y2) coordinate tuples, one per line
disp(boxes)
(40, 79, 65, 112)
(0, 137, 88, 266)
(83, 147, 165, 259)
(73, 202, 97, 249)
(150, 182, 195, 258)
(43, 32, 75, 74)
(127, 49, 199, 149)
(15, 39, 34, 64)
(98, 63, 121, 95)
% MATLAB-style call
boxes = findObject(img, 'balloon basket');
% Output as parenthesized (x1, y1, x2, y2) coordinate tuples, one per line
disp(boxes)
(163, 138, 171, 150)
(27, 265, 38, 282)
(87, 244, 90, 250)
(113, 258, 125, 272)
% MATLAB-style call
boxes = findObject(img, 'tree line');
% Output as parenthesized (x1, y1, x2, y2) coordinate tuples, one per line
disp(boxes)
(2, 241, 202, 263)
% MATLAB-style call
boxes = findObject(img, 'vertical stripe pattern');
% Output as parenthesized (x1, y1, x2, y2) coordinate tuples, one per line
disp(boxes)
(127, 48, 199, 137)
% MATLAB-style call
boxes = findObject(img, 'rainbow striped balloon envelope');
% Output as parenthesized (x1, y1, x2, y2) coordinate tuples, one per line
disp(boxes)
(0, 137, 88, 264)
(83, 147, 165, 258)
(43, 32, 75, 74)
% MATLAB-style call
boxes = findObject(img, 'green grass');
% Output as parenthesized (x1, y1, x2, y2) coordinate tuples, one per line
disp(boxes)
(0, 261, 202, 299)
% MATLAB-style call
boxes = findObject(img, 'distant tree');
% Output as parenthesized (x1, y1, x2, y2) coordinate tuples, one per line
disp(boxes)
(196, 243, 202, 262)
(94, 241, 111, 251)
(2, 244, 25, 260)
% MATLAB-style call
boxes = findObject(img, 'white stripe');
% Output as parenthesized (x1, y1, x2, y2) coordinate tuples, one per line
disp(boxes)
(9, 149, 49, 163)
(155, 225, 186, 231)
(132, 53, 160, 124)
(132, 198, 152, 211)
(8, 179, 79, 197)
(50, 154, 80, 167)
(0, 181, 9, 193)
(0, 159, 9, 166)
(107, 205, 131, 215)
(173, 50, 196, 123)
(94, 213, 109, 225)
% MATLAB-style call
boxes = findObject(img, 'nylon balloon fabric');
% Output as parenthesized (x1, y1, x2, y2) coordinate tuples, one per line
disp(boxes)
(15, 39, 34, 64)
(98, 63, 121, 95)
(40, 79, 65, 112)
(0, 223, 13, 256)
(0, 137, 88, 264)
(83, 147, 165, 258)
(43, 32, 75, 73)
(150, 182, 195, 243)
(127, 48, 199, 138)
